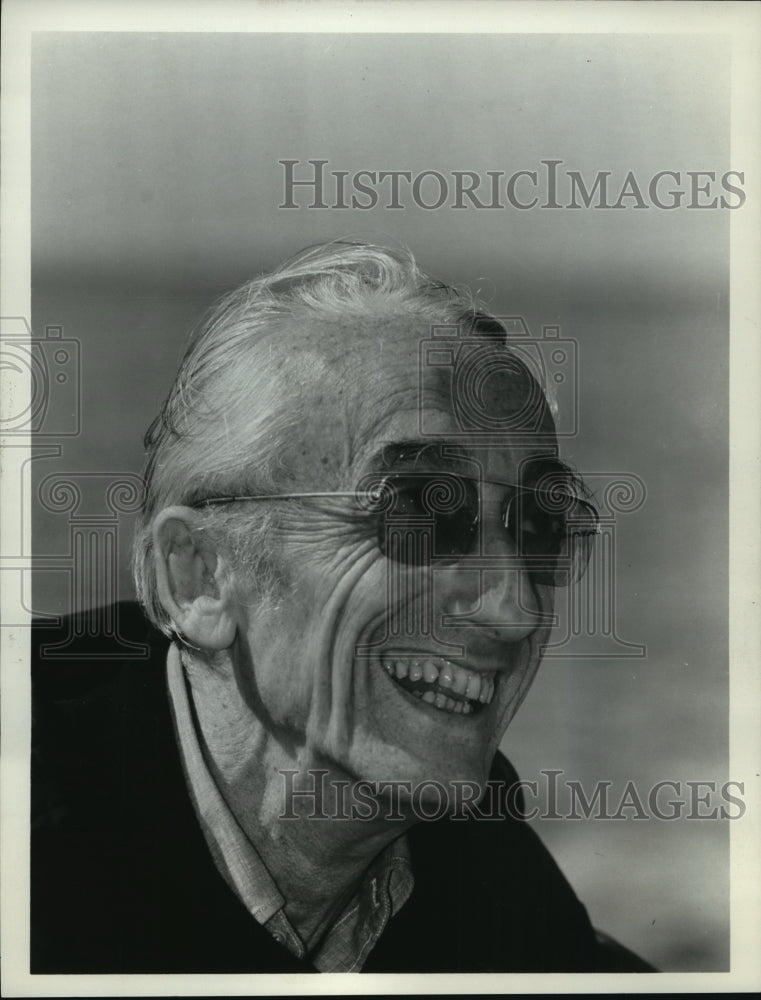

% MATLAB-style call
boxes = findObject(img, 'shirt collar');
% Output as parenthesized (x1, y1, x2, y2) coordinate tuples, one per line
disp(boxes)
(166, 642, 413, 971)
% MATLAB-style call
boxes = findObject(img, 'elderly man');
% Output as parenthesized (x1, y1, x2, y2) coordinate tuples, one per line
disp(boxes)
(32, 243, 651, 973)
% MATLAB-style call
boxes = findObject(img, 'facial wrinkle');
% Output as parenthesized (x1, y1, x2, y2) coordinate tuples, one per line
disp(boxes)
(301, 542, 382, 769)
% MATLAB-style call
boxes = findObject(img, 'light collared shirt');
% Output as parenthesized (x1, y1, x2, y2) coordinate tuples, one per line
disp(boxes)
(166, 644, 414, 972)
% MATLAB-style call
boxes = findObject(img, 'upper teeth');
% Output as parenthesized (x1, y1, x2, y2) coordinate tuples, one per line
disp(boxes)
(381, 654, 496, 710)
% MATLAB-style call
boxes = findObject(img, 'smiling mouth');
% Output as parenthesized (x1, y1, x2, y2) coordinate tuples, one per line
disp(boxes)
(380, 653, 496, 716)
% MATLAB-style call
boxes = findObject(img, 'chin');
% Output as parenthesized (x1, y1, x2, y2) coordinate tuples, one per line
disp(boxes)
(343, 675, 514, 807)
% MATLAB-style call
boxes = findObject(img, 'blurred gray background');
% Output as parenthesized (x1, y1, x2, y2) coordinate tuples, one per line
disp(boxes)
(31, 32, 729, 971)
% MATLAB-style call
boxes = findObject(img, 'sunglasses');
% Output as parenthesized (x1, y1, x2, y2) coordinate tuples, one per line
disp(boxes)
(356, 471, 599, 586)
(192, 468, 599, 588)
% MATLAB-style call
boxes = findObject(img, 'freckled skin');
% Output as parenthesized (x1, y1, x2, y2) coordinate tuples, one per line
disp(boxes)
(184, 314, 558, 945)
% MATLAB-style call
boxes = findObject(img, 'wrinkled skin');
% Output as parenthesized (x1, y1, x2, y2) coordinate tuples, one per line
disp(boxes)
(157, 314, 558, 944)
(217, 317, 556, 790)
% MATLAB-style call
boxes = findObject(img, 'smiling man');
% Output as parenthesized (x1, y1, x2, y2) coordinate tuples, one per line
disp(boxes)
(31, 242, 651, 973)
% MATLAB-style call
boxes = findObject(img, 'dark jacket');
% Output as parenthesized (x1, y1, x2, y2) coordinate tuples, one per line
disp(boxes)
(31, 603, 653, 973)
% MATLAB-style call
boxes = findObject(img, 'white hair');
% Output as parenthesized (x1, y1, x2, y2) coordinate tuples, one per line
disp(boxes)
(132, 240, 550, 634)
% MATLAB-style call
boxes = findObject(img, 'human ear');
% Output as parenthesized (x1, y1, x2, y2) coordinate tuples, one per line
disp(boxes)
(152, 506, 237, 651)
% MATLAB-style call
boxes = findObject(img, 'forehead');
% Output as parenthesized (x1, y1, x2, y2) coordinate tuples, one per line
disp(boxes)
(276, 313, 557, 484)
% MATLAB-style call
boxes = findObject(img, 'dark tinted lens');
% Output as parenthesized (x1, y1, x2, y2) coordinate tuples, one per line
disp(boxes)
(373, 473, 479, 562)
(508, 490, 568, 555)
(507, 489, 598, 585)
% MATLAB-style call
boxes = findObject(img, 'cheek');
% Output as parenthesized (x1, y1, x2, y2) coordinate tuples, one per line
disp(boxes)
(232, 572, 322, 730)
(326, 562, 390, 659)
(302, 556, 399, 764)
(238, 545, 387, 734)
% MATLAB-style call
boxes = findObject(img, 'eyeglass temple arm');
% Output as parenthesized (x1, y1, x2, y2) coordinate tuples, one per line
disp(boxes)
(192, 492, 359, 508)
(194, 489, 601, 533)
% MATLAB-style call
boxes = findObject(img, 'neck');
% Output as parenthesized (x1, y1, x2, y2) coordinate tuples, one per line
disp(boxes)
(182, 650, 414, 951)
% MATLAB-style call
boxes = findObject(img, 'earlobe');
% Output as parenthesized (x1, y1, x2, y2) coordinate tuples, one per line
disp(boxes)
(153, 507, 237, 651)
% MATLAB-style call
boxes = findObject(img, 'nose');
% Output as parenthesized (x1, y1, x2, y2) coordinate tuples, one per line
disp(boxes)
(435, 504, 549, 639)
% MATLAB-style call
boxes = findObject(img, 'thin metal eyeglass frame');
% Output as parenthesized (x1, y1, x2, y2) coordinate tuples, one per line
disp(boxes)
(190, 480, 601, 547)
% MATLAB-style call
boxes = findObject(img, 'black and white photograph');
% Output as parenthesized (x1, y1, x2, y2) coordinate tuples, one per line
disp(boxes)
(1, 0, 760, 994)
